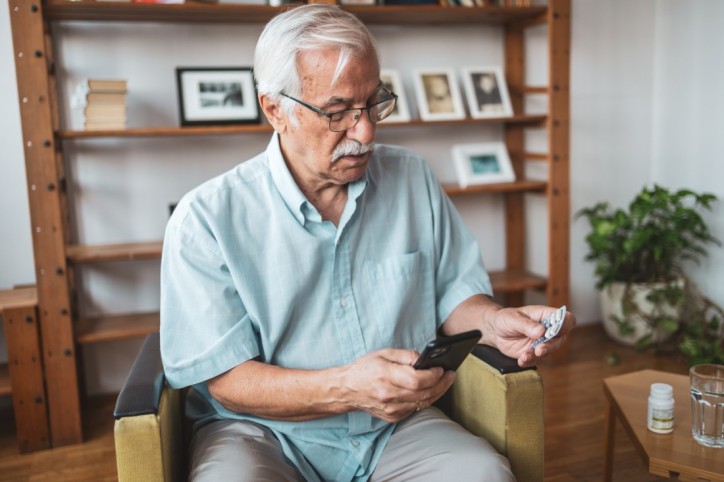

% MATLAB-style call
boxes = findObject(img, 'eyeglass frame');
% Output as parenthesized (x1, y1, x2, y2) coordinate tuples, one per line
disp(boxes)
(279, 87, 398, 132)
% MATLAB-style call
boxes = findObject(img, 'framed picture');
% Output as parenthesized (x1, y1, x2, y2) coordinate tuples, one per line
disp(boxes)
(452, 142, 516, 188)
(412, 68, 466, 121)
(379, 69, 411, 123)
(461, 67, 513, 119)
(176, 67, 260, 126)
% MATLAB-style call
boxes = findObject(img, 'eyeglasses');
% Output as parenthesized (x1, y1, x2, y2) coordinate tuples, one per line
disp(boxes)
(280, 88, 398, 132)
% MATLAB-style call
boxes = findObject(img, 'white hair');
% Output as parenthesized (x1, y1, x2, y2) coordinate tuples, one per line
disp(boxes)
(254, 4, 380, 121)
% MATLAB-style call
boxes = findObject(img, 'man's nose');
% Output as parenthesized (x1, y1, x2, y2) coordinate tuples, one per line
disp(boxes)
(345, 110, 376, 144)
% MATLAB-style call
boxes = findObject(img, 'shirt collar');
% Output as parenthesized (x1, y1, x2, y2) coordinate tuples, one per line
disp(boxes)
(266, 132, 369, 226)
(267, 132, 308, 225)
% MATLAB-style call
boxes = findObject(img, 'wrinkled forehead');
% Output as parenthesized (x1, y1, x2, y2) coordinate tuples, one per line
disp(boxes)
(296, 47, 380, 93)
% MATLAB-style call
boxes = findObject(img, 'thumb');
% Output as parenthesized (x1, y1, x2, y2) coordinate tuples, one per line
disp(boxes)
(513, 310, 546, 339)
(377, 348, 420, 367)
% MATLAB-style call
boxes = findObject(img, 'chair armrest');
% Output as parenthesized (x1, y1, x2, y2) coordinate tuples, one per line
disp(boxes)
(114, 333, 184, 482)
(442, 346, 544, 482)
(472, 344, 533, 374)
(114, 332, 165, 419)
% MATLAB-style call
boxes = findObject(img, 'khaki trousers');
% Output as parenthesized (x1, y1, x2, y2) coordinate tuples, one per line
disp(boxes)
(189, 407, 515, 482)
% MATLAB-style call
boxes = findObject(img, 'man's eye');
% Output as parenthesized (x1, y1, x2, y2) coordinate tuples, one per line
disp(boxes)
(329, 111, 346, 122)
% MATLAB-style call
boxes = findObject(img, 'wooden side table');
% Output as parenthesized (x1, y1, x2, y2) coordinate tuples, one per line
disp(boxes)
(0, 287, 51, 452)
(603, 369, 724, 482)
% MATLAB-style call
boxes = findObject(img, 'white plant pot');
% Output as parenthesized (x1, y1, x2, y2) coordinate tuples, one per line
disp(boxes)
(599, 279, 684, 347)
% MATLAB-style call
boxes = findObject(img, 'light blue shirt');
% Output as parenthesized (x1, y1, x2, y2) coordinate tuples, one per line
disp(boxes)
(160, 133, 492, 482)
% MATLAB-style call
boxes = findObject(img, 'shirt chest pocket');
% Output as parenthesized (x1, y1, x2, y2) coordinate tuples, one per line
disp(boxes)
(359, 250, 437, 351)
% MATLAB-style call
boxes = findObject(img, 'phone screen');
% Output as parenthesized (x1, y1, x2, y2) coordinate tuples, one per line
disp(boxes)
(413, 329, 482, 371)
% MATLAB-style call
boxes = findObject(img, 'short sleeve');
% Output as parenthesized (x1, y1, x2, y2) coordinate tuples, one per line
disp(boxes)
(160, 207, 260, 389)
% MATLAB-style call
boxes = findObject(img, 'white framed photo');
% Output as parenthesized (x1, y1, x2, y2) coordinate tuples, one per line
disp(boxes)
(412, 69, 466, 121)
(176, 67, 260, 126)
(452, 142, 516, 188)
(379, 69, 411, 123)
(461, 67, 513, 119)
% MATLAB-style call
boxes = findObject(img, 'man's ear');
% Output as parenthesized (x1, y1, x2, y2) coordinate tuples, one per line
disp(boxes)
(259, 94, 287, 134)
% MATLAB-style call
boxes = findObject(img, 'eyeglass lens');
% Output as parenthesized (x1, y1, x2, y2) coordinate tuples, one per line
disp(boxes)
(329, 97, 396, 132)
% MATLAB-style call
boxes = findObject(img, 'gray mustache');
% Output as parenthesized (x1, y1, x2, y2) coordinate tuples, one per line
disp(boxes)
(332, 141, 375, 163)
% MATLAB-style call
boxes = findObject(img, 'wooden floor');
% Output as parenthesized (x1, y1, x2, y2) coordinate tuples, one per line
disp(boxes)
(0, 323, 690, 481)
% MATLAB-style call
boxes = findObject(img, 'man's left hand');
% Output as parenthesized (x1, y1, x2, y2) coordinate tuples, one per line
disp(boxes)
(490, 305, 576, 366)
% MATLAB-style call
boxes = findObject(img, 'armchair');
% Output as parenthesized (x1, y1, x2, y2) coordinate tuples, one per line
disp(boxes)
(114, 333, 543, 482)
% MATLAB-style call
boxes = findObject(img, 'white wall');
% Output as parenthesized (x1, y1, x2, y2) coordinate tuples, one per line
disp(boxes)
(569, 0, 658, 323)
(1, 1, 723, 393)
(651, 2, 724, 306)
(0, 4, 35, 365)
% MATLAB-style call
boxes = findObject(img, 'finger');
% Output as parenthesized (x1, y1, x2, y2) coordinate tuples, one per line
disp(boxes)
(515, 304, 557, 322)
(405, 370, 456, 411)
(518, 350, 536, 367)
(517, 314, 546, 340)
(535, 334, 567, 357)
(376, 348, 420, 367)
(390, 364, 445, 391)
(560, 312, 577, 335)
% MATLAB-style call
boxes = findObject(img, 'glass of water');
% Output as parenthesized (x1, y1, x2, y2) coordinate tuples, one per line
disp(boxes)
(690, 364, 724, 448)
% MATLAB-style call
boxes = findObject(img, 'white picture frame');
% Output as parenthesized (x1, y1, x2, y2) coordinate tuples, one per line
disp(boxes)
(379, 69, 411, 123)
(412, 68, 466, 121)
(461, 66, 513, 119)
(452, 142, 516, 188)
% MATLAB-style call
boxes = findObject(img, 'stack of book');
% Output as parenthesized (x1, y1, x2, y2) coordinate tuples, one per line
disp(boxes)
(82, 79, 128, 131)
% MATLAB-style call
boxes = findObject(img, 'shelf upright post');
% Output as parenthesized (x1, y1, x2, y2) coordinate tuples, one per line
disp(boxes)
(546, 0, 571, 308)
(503, 17, 528, 308)
(7, 0, 83, 446)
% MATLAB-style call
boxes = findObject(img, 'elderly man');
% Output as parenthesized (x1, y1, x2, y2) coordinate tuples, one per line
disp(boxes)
(161, 4, 574, 482)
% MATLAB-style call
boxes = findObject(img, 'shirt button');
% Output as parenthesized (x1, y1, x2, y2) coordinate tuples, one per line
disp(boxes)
(351, 439, 359, 447)
(340, 298, 349, 308)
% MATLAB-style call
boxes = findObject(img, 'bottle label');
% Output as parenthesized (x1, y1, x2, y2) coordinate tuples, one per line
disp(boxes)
(648, 406, 674, 431)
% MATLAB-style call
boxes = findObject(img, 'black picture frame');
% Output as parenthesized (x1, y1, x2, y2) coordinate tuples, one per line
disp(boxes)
(176, 67, 260, 127)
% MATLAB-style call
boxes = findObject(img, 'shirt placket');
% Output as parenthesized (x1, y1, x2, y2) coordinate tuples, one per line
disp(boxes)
(332, 238, 366, 363)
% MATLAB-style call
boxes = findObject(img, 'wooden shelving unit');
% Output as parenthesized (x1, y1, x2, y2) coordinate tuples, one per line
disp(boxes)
(66, 241, 163, 264)
(44, 1, 547, 24)
(0, 286, 50, 452)
(0, 364, 10, 398)
(8, 0, 569, 447)
(75, 312, 160, 345)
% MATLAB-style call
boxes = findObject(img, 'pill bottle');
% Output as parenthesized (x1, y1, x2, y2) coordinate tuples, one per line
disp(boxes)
(647, 383, 674, 434)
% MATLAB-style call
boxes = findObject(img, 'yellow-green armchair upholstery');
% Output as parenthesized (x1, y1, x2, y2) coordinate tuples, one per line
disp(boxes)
(114, 333, 543, 482)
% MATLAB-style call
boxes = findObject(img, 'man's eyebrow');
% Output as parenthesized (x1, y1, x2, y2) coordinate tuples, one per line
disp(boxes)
(320, 96, 350, 110)
(320, 82, 385, 110)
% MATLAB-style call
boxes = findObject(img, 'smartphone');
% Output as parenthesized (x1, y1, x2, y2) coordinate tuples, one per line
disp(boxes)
(413, 329, 482, 371)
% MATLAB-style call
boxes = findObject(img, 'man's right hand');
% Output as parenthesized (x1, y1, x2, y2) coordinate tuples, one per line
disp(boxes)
(207, 348, 455, 423)
(339, 349, 456, 423)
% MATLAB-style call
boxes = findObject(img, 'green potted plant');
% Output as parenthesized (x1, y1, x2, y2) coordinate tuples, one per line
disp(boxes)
(577, 185, 720, 350)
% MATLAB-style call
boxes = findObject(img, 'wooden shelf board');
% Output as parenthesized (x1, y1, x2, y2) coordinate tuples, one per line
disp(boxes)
(44, 2, 547, 25)
(489, 270, 547, 293)
(75, 312, 159, 345)
(0, 286, 37, 311)
(0, 364, 10, 397)
(444, 179, 547, 196)
(382, 114, 547, 128)
(57, 115, 546, 140)
(66, 241, 162, 264)
(59, 124, 274, 139)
